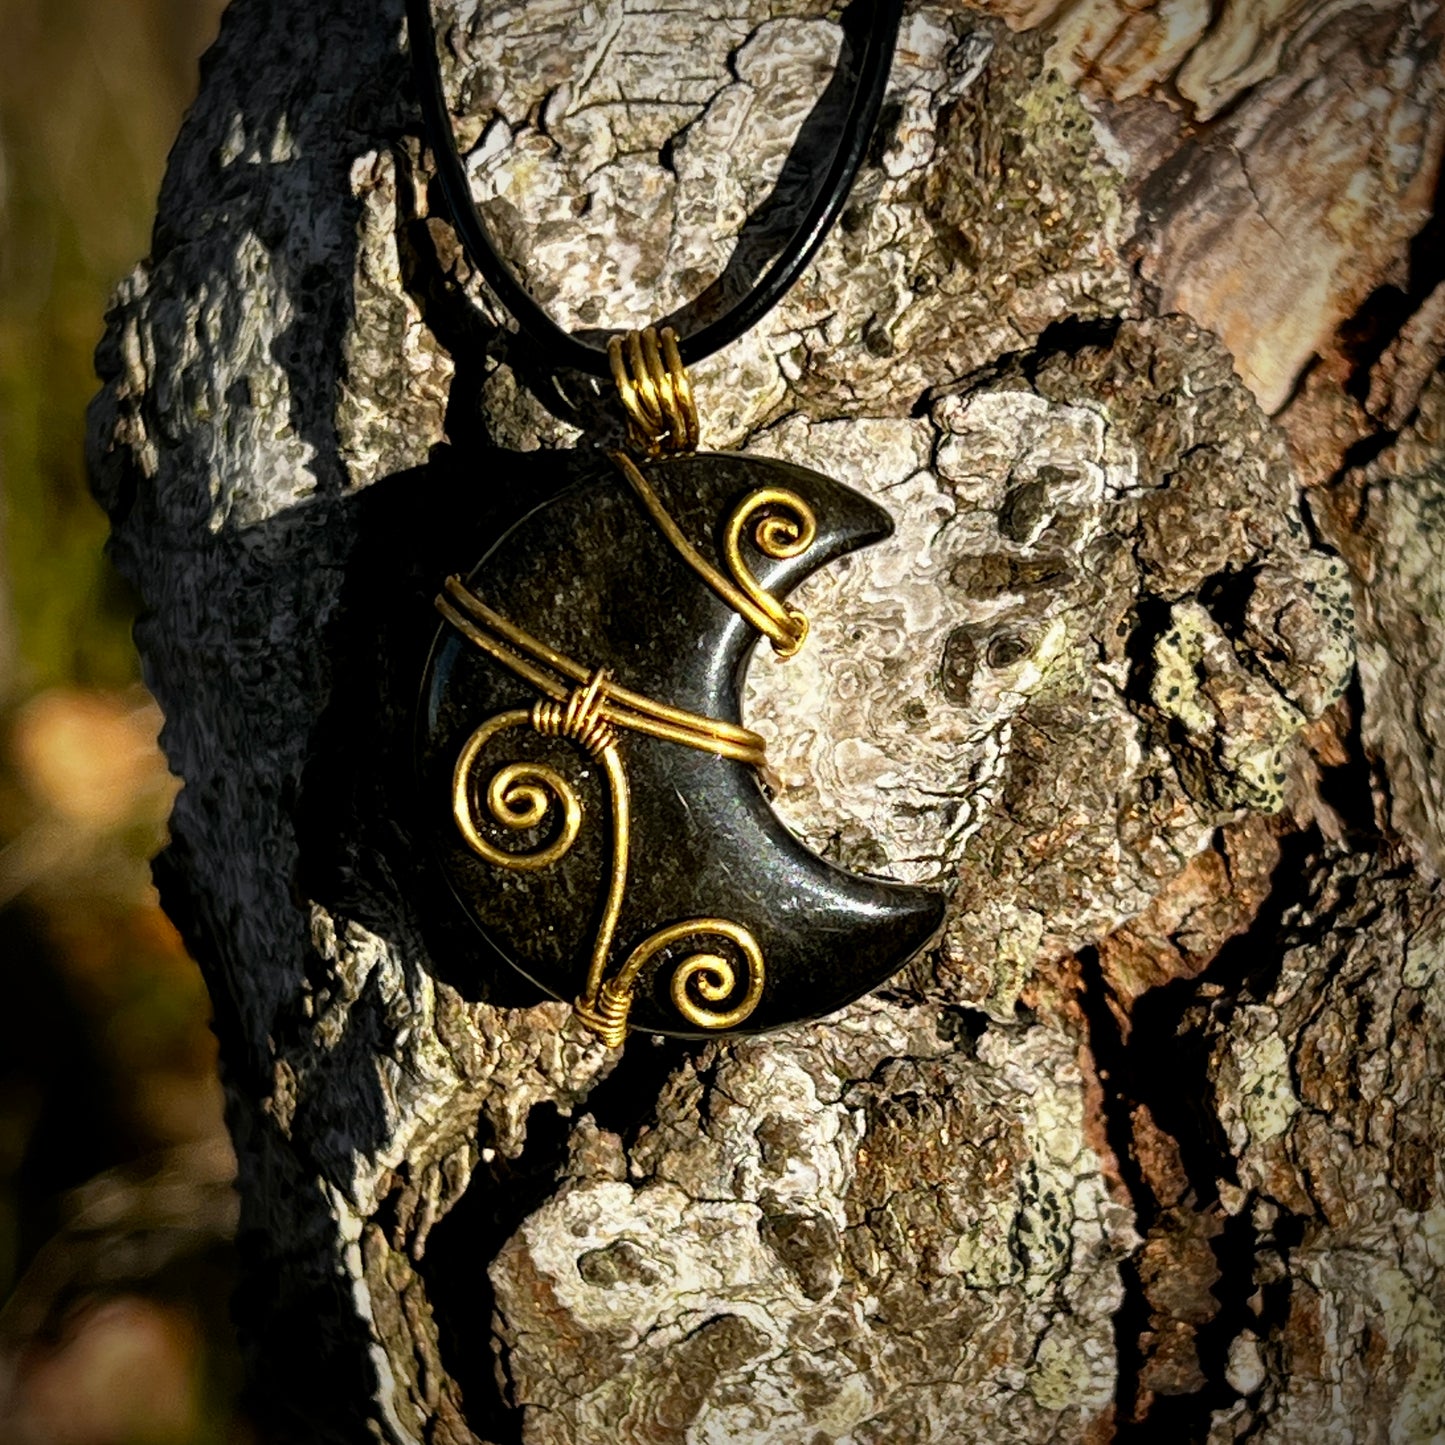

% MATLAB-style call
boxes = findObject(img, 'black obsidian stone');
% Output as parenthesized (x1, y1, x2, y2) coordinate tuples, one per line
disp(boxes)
(416, 450, 944, 1037)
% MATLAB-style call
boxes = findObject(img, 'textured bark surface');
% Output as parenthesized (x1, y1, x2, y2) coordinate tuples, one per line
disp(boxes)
(86, 0, 1444, 1440)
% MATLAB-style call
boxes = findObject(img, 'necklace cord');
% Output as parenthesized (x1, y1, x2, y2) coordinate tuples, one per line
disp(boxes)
(406, 0, 904, 378)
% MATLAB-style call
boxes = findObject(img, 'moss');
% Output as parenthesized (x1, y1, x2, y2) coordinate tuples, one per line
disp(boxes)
(925, 25, 1129, 314)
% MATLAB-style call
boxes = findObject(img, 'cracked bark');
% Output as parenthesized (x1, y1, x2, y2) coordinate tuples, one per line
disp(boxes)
(86, 0, 1444, 1440)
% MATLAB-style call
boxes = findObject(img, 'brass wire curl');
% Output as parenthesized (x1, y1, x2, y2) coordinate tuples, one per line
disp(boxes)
(611, 452, 815, 657)
(438, 580, 766, 1046)
(451, 711, 581, 871)
(722, 487, 814, 658)
(609, 326, 698, 455)
(577, 919, 765, 1047)
(607, 325, 811, 654)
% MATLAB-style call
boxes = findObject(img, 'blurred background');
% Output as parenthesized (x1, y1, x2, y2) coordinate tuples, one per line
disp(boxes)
(0, 1, 248, 1440)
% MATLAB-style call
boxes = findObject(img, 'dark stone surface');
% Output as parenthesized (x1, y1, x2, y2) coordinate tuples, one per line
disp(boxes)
(417, 449, 945, 1036)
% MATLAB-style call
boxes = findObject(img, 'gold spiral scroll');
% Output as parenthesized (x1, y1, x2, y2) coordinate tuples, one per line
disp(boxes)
(440, 589, 773, 1046)
(451, 710, 582, 871)
(452, 676, 634, 1031)
(611, 452, 816, 658)
(609, 326, 699, 456)
(577, 919, 766, 1047)
(660, 921, 766, 1030)
(723, 488, 816, 658)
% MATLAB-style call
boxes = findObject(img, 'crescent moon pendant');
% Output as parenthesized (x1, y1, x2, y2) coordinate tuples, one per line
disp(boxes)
(416, 449, 945, 1043)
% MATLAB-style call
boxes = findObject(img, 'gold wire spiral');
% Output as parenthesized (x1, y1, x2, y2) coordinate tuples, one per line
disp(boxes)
(452, 711, 582, 871)
(722, 488, 815, 657)
(609, 326, 699, 455)
(629, 919, 765, 1031)
(660, 921, 766, 1031)
(439, 582, 770, 1047)
(611, 451, 816, 657)
(577, 919, 765, 1045)
(605, 324, 811, 654)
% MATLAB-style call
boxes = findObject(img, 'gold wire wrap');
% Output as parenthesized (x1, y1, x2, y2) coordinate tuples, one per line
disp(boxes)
(611, 451, 814, 657)
(438, 578, 767, 1045)
(531, 669, 617, 758)
(609, 326, 699, 455)
(437, 578, 767, 765)
(606, 326, 810, 652)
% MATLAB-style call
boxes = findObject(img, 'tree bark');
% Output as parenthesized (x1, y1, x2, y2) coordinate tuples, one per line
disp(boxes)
(87, 0, 1445, 1440)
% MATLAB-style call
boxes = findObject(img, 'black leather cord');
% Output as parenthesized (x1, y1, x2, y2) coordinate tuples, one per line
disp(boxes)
(406, 0, 903, 377)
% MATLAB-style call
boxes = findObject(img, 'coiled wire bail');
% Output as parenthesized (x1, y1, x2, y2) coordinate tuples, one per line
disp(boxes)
(609, 326, 700, 456)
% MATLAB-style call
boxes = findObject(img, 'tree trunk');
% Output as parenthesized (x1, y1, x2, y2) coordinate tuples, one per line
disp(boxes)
(87, 0, 1445, 1440)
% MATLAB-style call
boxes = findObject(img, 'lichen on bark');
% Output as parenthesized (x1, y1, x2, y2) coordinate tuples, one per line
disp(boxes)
(749, 316, 1352, 1017)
